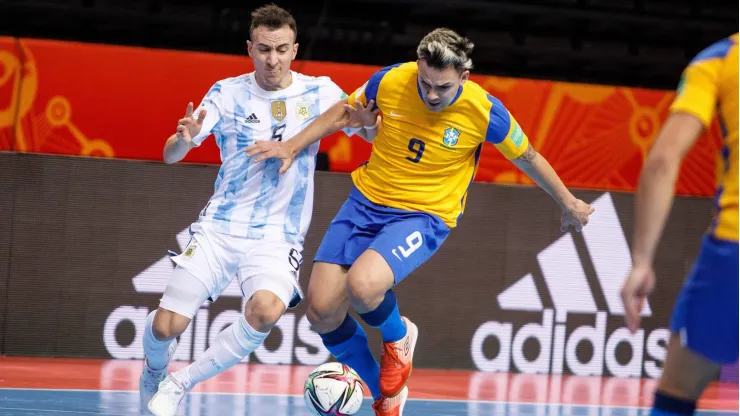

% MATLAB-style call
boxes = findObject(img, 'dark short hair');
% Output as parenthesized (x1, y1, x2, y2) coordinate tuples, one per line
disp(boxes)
(250, 4, 297, 41)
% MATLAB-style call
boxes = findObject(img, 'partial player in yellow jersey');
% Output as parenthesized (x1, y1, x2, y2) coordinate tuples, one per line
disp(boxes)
(247, 28, 594, 415)
(621, 34, 738, 416)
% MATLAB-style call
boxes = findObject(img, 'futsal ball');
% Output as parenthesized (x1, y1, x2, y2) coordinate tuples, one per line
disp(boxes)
(304, 362, 364, 415)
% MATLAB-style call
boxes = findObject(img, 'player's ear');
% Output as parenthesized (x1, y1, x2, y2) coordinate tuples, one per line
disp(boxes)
(246, 40, 253, 57)
(461, 70, 470, 83)
(292, 42, 299, 60)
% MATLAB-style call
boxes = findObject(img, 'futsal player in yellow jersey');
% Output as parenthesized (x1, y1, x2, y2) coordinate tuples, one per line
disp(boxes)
(247, 28, 594, 415)
(621, 34, 738, 416)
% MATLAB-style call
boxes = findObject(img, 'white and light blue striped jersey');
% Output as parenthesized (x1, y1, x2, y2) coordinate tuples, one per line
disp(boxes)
(190, 71, 352, 245)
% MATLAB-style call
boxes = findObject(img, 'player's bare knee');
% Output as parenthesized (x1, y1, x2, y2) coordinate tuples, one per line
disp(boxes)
(152, 308, 190, 340)
(657, 333, 721, 400)
(306, 301, 344, 333)
(658, 368, 707, 400)
(346, 269, 383, 311)
(244, 290, 286, 332)
(151, 317, 171, 341)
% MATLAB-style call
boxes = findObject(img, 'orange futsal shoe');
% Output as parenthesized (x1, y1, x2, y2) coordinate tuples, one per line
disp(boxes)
(379, 317, 418, 397)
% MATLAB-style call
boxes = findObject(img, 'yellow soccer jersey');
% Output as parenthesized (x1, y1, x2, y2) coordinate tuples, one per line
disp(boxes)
(347, 62, 529, 227)
(670, 33, 738, 242)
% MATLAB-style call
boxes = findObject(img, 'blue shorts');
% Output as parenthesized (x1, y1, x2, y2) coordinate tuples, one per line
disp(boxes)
(670, 235, 739, 364)
(314, 187, 450, 283)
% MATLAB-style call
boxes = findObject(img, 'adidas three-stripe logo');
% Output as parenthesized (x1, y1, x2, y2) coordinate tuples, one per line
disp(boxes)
(244, 113, 260, 123)
(471, 193, 669, 379)
(497, 192, 652, 321)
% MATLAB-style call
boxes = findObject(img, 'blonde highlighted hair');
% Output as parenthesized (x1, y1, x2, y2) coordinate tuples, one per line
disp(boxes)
(416, 28, 474, 71)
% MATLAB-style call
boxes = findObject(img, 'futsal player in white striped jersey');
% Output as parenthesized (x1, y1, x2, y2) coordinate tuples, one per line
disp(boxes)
(140, 5, 377, 416)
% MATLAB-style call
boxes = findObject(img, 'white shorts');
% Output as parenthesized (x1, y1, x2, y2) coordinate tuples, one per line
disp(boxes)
(166, 222, 303, 315)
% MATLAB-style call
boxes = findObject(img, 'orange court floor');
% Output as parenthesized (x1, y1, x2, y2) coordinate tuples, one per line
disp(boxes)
(0, 357, 737, 415)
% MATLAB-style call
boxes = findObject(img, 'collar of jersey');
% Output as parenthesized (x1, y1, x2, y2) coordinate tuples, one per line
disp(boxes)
(249, 71, 301, 97)
(416, 78, 464, 109)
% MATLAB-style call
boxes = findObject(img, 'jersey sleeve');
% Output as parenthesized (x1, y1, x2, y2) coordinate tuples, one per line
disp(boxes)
(669, 38, 733, 127)
(320, 79, 346, 105)
(191, 82, 225, 146)
(319, 80, 358, 137)
(347, 64, 402, 111)
(484, 95, 529, 160)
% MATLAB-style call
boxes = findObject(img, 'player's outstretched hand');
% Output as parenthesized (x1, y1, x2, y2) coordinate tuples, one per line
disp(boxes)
(560, 199, 594, 233)
(621, 265, 656, 333)
(244, 141, 295, 174)
(176, 102, 206, 145)
(335, 99, 380, 130)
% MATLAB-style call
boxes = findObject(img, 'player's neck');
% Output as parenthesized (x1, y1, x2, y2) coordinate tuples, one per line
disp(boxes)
(254, 71, 293, 92)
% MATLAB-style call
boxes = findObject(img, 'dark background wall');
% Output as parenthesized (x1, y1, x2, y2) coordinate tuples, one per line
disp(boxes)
(1, 0, 737, 89)
(0, 152, 714, 378)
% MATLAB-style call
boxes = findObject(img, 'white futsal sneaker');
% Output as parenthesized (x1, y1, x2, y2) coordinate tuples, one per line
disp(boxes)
(148, 374, 188, 416)
(139, 339, 178, 412)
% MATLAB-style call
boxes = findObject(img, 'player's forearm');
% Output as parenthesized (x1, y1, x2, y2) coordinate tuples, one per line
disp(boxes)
(163, 134, 190, 164)
(513, 148, 575, 209)
(631, 154, 680, 267)
(287, 99, 349, 156)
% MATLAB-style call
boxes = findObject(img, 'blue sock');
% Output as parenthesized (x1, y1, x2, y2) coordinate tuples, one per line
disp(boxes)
(358, 290, 407, 343)
(320, 314, 382, 400)
(650, 391, 696, 416)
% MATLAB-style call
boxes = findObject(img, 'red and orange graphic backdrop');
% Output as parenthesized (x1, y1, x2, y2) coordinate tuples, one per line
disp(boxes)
(0, 37, 723, 197)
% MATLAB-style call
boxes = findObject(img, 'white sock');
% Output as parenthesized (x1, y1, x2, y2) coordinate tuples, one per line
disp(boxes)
(143, 310, 174, 371)
(173, 315, 268, 389)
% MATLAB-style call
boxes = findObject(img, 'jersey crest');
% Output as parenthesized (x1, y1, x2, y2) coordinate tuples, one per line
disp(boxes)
(271, 100, 287, 122)
(442, 127, 460, 148)
(296, 101, 311, 120)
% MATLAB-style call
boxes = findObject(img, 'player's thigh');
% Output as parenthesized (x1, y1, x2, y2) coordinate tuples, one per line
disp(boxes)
(159, 225, 239, 336)
(669, 236, 739, 365)
(658, 332, 721, 400)
(367, 211, 450, 285)
(170, 224, 238, 300)
(155, 265, 211, 339)
(306, 262, 351, 333)
(314, 196, 379, 270)
(238, 241, 302, 317)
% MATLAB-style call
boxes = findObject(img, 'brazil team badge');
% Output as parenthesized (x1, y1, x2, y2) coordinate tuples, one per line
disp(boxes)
(443, 127, 460, 148)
